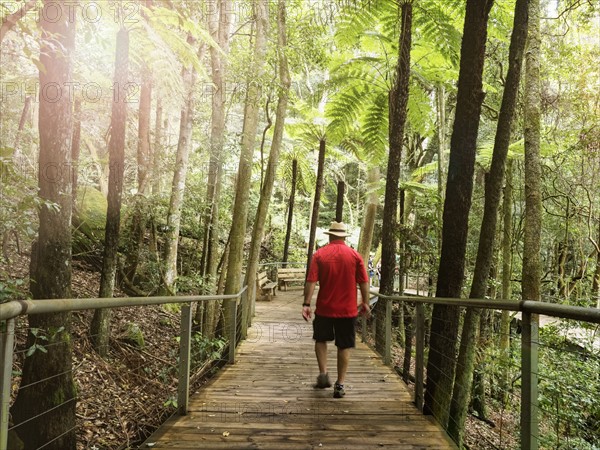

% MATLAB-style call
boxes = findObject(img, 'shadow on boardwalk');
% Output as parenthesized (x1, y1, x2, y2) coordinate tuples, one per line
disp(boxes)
(141, 290, 456, 449)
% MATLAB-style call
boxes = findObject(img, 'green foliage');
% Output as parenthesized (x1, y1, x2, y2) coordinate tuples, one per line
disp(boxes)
(190, 332, 227, 368)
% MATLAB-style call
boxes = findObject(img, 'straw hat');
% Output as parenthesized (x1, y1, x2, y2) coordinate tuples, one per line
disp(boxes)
(324, 221, 351, 237)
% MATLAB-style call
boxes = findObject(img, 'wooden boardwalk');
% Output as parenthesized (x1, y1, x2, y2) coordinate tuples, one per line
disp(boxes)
(142, 290, 456, 449)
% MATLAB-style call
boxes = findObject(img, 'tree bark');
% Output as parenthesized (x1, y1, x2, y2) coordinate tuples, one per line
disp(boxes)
(125, 69, 153, 281)
(523, 0, 542, 304)
(335, 180, 345, 222)
(448, 0, 528, 443)
(162, 41, 200, 294)
(377, 1, 412, 354)
(244, 0, 290, 329)
(499, 158, 513, 399)
(91, 27, 130, 356)
(70, 98, 82, 207)
(306, 138, 326, 274)
(357, 166, 380, 263)
(152, 97, 163, 196)
(223, 0, 269, 311)
(13, 95, 32, 163)
(379, 1, 412, 297)
(282, 158, 298, 265)
(424, 0, 494, 426)
(200, 0, 232, 301)
(11, 2, 77, 448)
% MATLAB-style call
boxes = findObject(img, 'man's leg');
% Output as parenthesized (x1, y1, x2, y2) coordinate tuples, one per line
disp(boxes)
(315, 341, 328, 374)
(336, 347, 350, 384)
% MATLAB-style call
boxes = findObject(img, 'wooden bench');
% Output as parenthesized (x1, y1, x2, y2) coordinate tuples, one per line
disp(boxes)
(277, 267, 306, 291)
(257, 271, 277, 301)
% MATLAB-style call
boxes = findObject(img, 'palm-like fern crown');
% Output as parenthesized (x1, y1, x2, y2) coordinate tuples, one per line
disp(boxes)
(326, 0, 463, 167)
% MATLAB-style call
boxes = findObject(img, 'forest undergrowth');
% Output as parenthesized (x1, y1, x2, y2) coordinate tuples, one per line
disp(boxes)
(4, 242, 219, 450)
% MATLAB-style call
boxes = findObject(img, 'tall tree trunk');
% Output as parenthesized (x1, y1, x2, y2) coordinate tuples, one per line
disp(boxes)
(11, 3, 77, 448)
(13, 95, 32, 164)
(91, 27, 130, 356)
(200, 0, 232, 301)
(223, 0, 269, 316)
(244, 0, 290, 330)
(70, 98, 82, 207)
(125, 70, 153, 281)
(282, 158, 298, 265)
(357, 166, 380, 263)
(523, 0, 542, 304)
(306, 138, 326, 273)
(335, 180, 345, 222)
(152, 97, 163, 196)
(499, 158, 513, 400)
(436, 84, 446, 255)
(162, 42, 200, 294)
(377, 1, 412, 354)
(425, 0, 494, 426)
(593, 218, 600, 308)
(448, 0, 528, 443)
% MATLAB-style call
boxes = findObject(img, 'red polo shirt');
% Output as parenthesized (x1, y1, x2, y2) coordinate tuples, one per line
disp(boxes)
(306, 240, 369, 318)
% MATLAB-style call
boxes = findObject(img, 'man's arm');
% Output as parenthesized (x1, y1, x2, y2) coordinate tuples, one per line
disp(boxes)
(358, 282, 371, 316)
(302, 281, 317, 321)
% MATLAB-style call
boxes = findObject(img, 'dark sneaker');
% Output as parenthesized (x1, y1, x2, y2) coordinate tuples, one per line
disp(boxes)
(314, 373, 332, 389)
(333, 382, 345, 398)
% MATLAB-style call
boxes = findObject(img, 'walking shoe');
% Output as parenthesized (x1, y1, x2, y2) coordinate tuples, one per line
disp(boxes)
(333, 382, 345, 398)
(314, 373, 332, 389)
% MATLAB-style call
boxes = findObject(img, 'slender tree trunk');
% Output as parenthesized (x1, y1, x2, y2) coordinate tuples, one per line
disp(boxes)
(200, 0, 232, 299)
(125, 70, 153, 281)
(244, 0, 290, 329)
(11, 3, 77, 448)
(223, 0, 269, 310)
(91, 27, 130, 356)
(425, 0, 494, 426)
(152, 97, 163, 196)
(499, 159, 513, 400)
(336, 180, 345, 222)
(357, 166, 380, 263)
(377, 1, 412, 354)
(448, 0, 528, 443)
(379, 1, 411, 296)
(162, 39, 201, 294)
(523, 0, 542, 304)
(13, 95, 32, 163)
(282, 159, 298, 265)
(306, 139, 326, 273)
(70, 98, 82, 207)
(593, 219, 600, 308)
(436, 84, 446, 255)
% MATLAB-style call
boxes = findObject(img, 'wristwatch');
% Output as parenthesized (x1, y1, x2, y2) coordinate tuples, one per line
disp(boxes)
(302, 303, 311, 307)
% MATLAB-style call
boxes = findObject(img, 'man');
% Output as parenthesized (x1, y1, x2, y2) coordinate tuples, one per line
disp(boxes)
(302, 221, 371, 398)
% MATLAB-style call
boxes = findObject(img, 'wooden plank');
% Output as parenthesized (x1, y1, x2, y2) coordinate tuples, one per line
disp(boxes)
(141, 290, 457, 450)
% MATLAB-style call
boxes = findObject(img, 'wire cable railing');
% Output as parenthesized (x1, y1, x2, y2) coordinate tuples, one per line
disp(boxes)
(0, 286, 248, 450)
(360, 290, 600, 450)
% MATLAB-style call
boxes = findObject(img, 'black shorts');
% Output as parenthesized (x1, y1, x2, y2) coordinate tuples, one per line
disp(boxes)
(313, 314, 357, 349)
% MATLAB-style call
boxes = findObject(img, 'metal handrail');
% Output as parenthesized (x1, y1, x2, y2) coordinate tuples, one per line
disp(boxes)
(0, 287, 248, 450)
(368, 291, 600, 450)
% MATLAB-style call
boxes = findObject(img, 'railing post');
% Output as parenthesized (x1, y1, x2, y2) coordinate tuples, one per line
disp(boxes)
(521, 310, 539, 450)
(384, 298, 392, 365)
(415, 303, 425, 412)
(177, 305, 192, 416)
(228, 297, 237, 364)
(1, 319, 16, 450)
